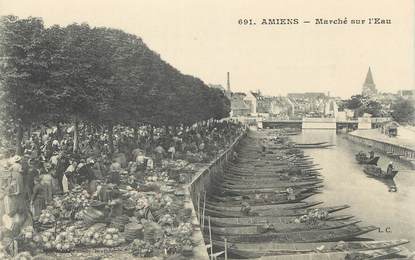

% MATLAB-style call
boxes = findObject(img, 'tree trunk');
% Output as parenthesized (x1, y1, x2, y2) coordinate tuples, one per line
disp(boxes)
(133, 126, 138, 145)
(73, 119, 79, 153)
(56, 123, 62, 141)
(27, 125, 31, 139)
(108, 123, 114, 154)
(16, 122, 24, 156)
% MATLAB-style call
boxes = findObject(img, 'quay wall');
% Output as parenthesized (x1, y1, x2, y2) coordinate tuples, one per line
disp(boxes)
(347, 132, 415, 167)
(184, 130, 247, 259)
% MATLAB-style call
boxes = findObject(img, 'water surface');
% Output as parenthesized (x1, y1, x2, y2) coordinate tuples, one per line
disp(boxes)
(290, 130, 415, 250)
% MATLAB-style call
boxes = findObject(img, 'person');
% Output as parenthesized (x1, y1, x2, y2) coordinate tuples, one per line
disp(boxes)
(3, 156, 32, 241)
(108, 159, 121, 185)
(49, 164, 61, 196)
(168, 145, 176, 160)
(90, 158, 103, 180)
(22, 156, 35, 202)
(232, 151, 238, 161)
(9, 156, 30, 214)
(369, 151, 375, 159)
(240, 202, 251, 215)
(77, 160, 95, 185)
(64, 160, 77, 191)
(154, 145, 165, 168)
(30, 177, 46, 219)
(39, 164, 53, 204)
(387, 162, 394, 174)
(286, 187, 296, 201)
(108, 191, 123, 218)
(55, 152, 70, 192)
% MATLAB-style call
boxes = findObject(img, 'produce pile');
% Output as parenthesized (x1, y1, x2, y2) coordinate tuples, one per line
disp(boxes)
(13, 159, 198, 259)
(130, 222, 194, 257)
(295, 208, 329, 225)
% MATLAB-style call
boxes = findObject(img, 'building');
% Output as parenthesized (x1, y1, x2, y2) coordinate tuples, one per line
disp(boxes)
(362, 67, 377, 97)
(397, 89, 415, 99)
(323, 99, 339, 117)
(288, 92, 327, 117)
(243, 91, 257, 114)
(252, 91, 293, 117)
(287, 92, 326, 99)
(230, 93, 250, 117)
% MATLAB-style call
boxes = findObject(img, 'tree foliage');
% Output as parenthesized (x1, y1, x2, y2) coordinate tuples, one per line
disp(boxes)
(0, 16, 230, 153)
(391, 98, 415, 123)
(343, 95, 385, 117)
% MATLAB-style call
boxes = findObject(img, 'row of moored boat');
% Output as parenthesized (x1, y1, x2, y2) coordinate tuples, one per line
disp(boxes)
(201, 130, 410, 259)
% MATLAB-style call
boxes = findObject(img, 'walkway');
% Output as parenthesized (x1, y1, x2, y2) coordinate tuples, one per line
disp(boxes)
(350, 127, 415, 151)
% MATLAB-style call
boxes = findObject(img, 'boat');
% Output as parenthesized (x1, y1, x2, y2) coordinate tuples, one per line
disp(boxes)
(256, 247, 403, 260)
(207, 190, 321, 205)
(205, 214, 355, 227)
(222, 172, 321, 181)
(266, 144, 335, 150)
(355, 152, 380, 165)
(202, 205, 349, 218)
(213, 225, 377, 243)
(363, 165, 399, 179)
(294, 142, 329, 146)
(231, 162, 319, 170)
(207, 220, 360, 236)
(224, 165, 321, 176)
(220, 172, 321, 181)
(212, 185, 323, 197)
(213, 179, 324, 190)
(294, 144, 335, 149)
(218, 246, 404, 259)
(220, 177, 323, 188)
(202, 201, 324, 212)
(221, 171, 319, 181)
(210, 239, 409, 257)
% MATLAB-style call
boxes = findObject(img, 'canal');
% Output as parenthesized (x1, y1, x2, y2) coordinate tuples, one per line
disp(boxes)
(290, 130, 415, 250)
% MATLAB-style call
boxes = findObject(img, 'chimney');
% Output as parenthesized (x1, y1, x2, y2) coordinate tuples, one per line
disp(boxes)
(227, 72, 231, 93)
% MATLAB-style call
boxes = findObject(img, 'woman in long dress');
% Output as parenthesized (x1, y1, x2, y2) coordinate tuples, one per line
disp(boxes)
(40, 163, 53, 204)
(31, 177, 46, 219)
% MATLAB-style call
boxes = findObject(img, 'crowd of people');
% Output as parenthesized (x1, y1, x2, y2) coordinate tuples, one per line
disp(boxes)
(0, 120, 244, 255)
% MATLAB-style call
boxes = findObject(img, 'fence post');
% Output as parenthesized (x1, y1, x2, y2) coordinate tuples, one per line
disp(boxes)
(209, 216, 213, 259)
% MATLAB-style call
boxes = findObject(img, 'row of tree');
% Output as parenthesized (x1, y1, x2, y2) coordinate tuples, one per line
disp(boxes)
(340, 94, 414, 123)
(0, 16, 230, 155)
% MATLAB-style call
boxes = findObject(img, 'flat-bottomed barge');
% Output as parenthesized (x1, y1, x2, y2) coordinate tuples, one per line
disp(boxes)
(194, 129, 411, 259)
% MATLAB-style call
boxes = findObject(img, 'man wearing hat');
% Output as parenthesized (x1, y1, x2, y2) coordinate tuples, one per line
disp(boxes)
(77, 159, 95, 185)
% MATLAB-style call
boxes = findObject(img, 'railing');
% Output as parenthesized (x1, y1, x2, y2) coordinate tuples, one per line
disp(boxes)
(348, 133, 415, 160)
(186, 129, 247, 259)
(189, 130, 247, 210)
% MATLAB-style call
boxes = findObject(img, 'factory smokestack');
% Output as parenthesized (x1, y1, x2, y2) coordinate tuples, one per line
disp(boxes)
(227, 72, 231, 93)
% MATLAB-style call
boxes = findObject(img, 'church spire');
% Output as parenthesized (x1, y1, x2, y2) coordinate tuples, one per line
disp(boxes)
(362, 66, 377, 97)
(364, 67, 375, 85)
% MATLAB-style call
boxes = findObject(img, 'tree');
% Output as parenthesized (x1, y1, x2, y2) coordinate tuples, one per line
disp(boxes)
(0, 16, 48, 154)
(1, 16, 232, 155)
(344, 95, 364, 110)
(391, 98, 415, 123)
(359, 100, 383, 117)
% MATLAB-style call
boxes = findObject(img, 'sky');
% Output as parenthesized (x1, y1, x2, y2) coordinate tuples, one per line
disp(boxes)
(0, 0, 414, 98)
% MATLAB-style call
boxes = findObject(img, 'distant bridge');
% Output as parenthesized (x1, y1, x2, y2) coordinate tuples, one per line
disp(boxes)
(262, 118, 369, 130)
